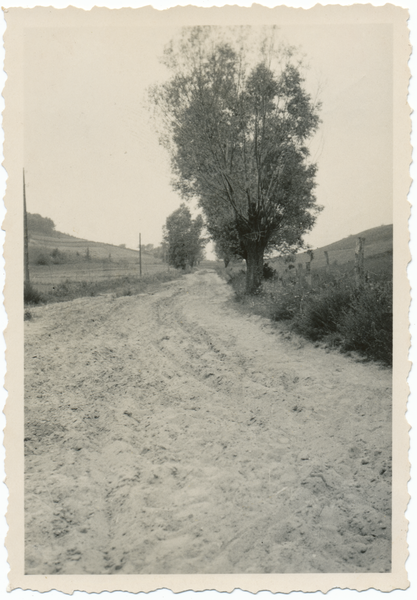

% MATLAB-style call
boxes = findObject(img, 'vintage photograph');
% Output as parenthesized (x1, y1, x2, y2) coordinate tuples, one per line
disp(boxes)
(3, 4, 411, 594)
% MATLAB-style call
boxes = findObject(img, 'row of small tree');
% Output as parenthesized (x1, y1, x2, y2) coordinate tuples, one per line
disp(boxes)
(151, 26, 322, 292)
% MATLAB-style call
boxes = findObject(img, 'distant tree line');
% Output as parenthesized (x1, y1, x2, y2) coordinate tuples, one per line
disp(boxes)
(27, 213, 56, 236)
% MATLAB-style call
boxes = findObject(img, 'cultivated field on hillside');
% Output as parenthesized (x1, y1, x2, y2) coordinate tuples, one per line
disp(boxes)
(28, 232, 169, 292)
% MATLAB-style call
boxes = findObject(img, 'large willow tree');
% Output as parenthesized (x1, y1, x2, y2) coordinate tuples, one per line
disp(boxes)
(151, 26, 322, 292)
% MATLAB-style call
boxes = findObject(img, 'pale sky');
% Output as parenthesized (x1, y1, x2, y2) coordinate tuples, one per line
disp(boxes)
(23, 20, 393, 254)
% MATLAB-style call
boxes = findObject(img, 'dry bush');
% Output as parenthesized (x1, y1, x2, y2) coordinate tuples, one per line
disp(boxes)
(263, 262, 276, 280)
(338, 281, 392, 365)
(292, 283, 352, 341)
(265, 280, 303, 321)
(50, 248, 66, 264)
(36, 253, 50, 266)
(227, 270, 247, 300)
(230, 267, 392, 366)
(24, 282, 44, 305)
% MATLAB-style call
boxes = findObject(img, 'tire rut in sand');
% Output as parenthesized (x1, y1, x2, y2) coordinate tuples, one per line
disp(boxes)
(24, 270, 392, 574)
(153, 291, 274, 407)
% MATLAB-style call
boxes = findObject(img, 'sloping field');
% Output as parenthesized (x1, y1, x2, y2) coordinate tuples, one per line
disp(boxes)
(28, 232, 168, 290)
(271, 224, 393, 277)
(29, 231, 141, 262)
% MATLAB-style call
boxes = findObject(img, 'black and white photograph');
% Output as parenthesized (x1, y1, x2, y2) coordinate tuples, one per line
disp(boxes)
(2, 3, 411, 594)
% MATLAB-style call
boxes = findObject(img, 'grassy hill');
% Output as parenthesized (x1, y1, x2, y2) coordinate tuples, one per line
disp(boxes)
(29, 230, 149, 263)
(28, 230, 168, 292)
(270, 224, 393, 279)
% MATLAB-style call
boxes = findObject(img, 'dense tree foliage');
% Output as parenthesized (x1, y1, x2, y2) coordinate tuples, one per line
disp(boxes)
(27, 213, 56, 236)
(152, 243, 168, 261)
(212, 222, 244, 267)
(151, 26, 322, 292)
(164, 204, 206, 269)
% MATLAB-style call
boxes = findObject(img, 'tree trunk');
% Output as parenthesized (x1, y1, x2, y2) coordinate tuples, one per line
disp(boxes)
(245, 243, 264, 294)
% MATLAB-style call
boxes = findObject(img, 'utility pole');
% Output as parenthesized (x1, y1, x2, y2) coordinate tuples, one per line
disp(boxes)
(139, 233, 142, 278)
(23, 168, 30, 285)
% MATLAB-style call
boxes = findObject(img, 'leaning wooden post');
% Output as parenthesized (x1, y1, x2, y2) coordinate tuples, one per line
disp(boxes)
(23, 168, 30, 285)
(354, 237, 365, 287)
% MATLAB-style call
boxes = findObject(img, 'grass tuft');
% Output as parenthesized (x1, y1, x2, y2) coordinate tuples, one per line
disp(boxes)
(26, 270, 183, 306)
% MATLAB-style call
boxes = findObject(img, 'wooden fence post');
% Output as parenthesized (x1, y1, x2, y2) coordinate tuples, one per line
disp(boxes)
(324, 250, 329, 274)
(305, 250, 314, 287)
(354, 237, 365, 287)
(297, 263, 303, 288)
(305, 261, 312, 287)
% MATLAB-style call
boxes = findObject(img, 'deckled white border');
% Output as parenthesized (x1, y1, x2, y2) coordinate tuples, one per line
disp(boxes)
(0, 1, 415, 599)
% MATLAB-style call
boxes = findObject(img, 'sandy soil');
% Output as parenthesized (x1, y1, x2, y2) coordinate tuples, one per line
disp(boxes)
(24, 270, 392, 574)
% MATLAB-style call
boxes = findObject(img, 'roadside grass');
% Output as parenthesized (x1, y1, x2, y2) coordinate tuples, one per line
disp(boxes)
(24, 281, 44, 305)
(225, 268, 392, 366)
(24, 270, 183, 306)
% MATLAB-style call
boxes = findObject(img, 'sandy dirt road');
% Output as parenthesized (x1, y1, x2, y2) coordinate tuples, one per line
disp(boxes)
(24, 270, 392, 574)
